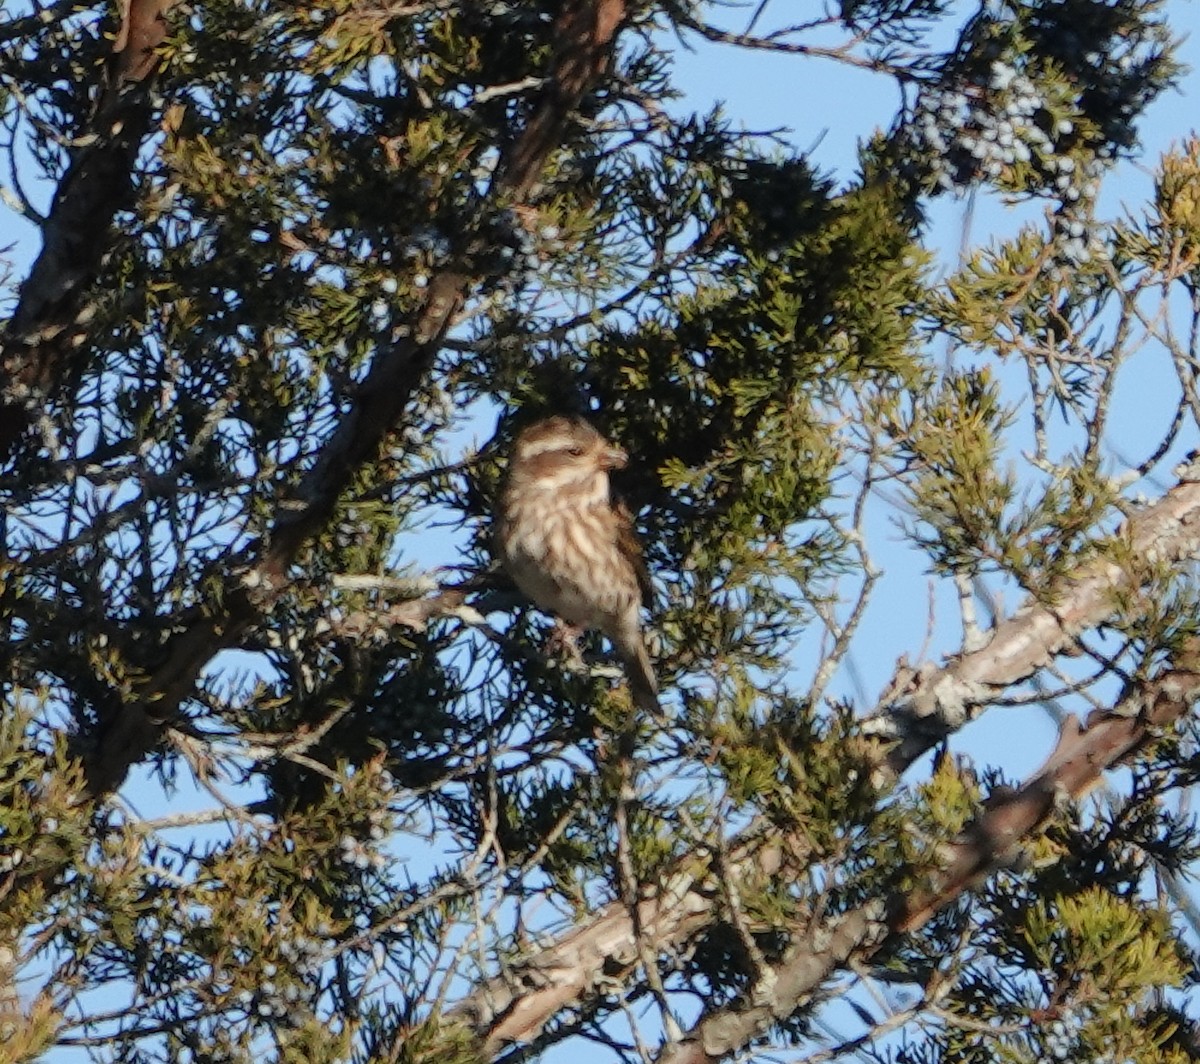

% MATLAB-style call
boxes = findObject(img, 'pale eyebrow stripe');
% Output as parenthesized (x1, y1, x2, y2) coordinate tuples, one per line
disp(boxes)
(519, 436, 573, 458)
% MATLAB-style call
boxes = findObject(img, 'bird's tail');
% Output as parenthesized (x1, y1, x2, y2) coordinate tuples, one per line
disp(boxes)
(623, 638, 660, 714)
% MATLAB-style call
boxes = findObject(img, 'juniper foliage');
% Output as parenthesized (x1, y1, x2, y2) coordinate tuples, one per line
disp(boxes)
(0, 1, 1197, 1062)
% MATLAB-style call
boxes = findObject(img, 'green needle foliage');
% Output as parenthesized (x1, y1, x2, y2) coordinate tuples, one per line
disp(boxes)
(1, 0, 1199, 1062)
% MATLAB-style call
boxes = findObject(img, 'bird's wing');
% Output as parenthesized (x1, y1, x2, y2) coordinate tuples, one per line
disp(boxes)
(614, 500, 654, 610)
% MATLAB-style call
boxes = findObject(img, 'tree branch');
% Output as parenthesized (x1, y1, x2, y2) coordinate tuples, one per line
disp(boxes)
(654, 643, 1200, 1064)
(865, 459, 1200, 783)
(0, 0, 175, 459)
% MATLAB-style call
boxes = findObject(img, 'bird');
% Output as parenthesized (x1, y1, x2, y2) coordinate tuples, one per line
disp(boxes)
(495, 415, 659, 712)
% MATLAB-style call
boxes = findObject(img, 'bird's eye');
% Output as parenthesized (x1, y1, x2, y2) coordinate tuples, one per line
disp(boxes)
(567, 446, 585, 457)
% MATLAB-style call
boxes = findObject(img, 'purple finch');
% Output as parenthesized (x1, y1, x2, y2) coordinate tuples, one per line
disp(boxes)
(496, 416, 659, 712)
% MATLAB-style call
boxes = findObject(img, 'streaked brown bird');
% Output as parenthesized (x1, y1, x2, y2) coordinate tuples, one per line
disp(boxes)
(495, 415, 659, 712)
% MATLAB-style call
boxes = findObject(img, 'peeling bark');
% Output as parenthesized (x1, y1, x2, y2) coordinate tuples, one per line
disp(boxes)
(650, 647, 1200, 1064)
(866, 464, 1200, 780)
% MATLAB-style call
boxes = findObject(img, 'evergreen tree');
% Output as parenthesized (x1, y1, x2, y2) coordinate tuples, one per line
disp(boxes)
(0, 0, 1197, 1061)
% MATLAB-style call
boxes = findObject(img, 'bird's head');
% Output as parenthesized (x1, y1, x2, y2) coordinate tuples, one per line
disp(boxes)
(507, 416, 627, 496)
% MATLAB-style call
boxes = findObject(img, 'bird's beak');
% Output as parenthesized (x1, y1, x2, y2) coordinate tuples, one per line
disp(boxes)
(600, 445, 628, 470)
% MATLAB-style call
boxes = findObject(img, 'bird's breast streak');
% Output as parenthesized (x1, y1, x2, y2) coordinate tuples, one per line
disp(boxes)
(513, 503, 631, 626)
